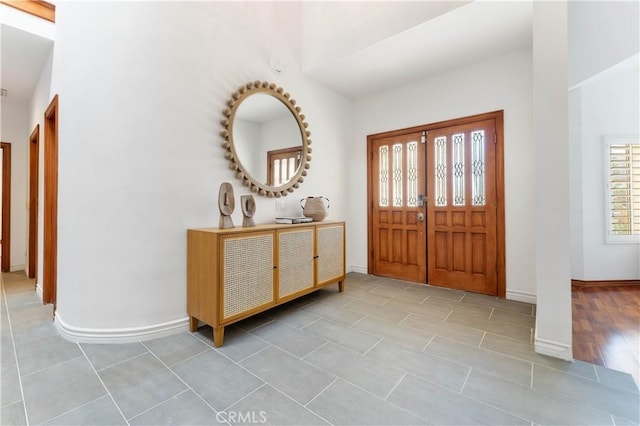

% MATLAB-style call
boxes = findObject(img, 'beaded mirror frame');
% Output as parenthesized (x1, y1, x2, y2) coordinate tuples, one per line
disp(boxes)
(220, 81, 312, 198)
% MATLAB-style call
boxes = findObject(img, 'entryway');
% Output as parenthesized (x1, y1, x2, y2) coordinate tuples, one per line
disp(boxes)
(367, 111, 505, 297)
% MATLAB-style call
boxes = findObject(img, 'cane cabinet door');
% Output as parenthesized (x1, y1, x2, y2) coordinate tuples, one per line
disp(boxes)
(277, 227, 314, 301)
(316, 223, 345, 286)
(221, 232, 275, 321)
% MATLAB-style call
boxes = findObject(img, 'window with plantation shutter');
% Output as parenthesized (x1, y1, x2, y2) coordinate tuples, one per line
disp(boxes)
(267, 146, 301, 187)
(605, 137, 640, 243)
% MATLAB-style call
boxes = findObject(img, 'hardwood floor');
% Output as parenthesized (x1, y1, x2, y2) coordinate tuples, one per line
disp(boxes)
(572, 285, 640, 385)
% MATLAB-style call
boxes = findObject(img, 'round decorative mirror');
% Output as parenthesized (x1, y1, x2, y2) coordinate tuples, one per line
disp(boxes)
(220, 81, 312, 197)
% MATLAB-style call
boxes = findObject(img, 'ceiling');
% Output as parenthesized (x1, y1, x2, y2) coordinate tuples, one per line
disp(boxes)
(305, 1, 533, 99)
(1, 23, 53, 106)
(0, 1, 532, 107)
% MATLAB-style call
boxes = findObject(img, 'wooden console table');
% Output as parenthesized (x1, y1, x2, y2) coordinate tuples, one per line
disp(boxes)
(187, 221, 345, 346)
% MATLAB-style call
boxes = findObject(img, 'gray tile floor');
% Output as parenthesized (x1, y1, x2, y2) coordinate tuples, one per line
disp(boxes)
(2, 271, 639, 425)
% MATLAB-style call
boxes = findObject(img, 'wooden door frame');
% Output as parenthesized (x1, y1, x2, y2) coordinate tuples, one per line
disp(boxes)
(44, 95, 58, 307)
(367, 110, 505, 297)
(1, 142, 11, 272)
(29, 125, 40, 279)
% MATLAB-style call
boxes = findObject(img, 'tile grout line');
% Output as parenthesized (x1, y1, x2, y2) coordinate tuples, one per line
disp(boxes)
(348, 313, 367, 328)
(454, 380, 535, 424)
(243, 322, 338, 362)
(2, 277, 31, 426)
(126, 388, 191, 423)
(302, 377, 339, 408)
(443, 310, 454, 321)
(421, 334, 436, 352)
(139, 341, 223, 420)
(478, 331, 487, 348)
(379, 296, 392, 306)
(297, 315, 323, 330)
(530, 362, 534, 388)
(140, 342, 238, 422)
(236, 378, 338, 424)
(239, 317, 432, 425)
(521, 373, 636, 422)
(196, 338, 302, 418)
(41, 395, 117, 425)
(593, 362, 601, 383)
(86, 348, 150, 374)
(301, 341, 331, 361)
(397, 312, 412, 326)
(253, 328, 430, 424)
(162, 345, 211, 367)
(77, 344, 131, 423)
(17, 350, 86, 378)
(232, 343, 275, 365)
(530, 327, 534, 345)
(383, 372, 407, 400)
(220, 383, 268, 413)
(361, 336, 384, 356)
(255, 300, 476, 421)
(255, 378, 336, 426)
(299, 362, 435, 426)
(235, 318, 276, 333)
(459, 367, 473, 394)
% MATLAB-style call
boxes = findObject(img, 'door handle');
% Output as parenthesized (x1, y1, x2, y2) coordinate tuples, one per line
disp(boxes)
(417, 213, 424, 221)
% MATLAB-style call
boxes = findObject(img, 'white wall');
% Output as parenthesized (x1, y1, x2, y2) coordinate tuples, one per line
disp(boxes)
(0, 103, 29, 271)
(568, 1, 639, 87)
(28, 49, 53, 295)
(50, 1, 352, 337)
(301, 1, 469, 71)
(575, 64, 640, 280)
(532, 1, 572, 360)
(569, 88, 584, 279)
(350, 48, 536, 302)
(233, 118, 260, 181)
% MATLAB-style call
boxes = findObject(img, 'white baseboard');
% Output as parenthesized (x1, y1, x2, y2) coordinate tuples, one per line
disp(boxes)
(54, 313, 190, 344)
(347, 265, 368, 274)
(534, 334, 573, 361)
(506, 289, 537, 305)
(9, 264, 25, 273)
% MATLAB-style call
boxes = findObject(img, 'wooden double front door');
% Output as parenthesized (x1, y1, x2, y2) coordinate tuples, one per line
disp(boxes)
(368, 111, 504, 296)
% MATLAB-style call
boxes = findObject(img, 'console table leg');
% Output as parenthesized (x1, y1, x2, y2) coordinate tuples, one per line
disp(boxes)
(338, 280, 345, 292)
(213, 326, 225, 347)
(189, 316, 199, 332)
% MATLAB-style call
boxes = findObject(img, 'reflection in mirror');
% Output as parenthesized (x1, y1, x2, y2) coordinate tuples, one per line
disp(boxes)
(221, 81, 312, 198)
(232, 93, 302, 186)
(267, 146, 301, 186)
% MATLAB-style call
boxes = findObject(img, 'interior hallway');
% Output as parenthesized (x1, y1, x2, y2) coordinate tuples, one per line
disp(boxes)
(2, 271, 639, 425)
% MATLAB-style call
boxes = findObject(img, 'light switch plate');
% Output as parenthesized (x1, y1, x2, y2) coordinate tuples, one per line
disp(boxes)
(275, 199, 286, 211)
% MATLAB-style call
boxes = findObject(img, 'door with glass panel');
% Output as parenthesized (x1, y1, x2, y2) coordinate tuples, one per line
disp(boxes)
(427, 119, 497, 295)
(369, 132, 427, 282)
